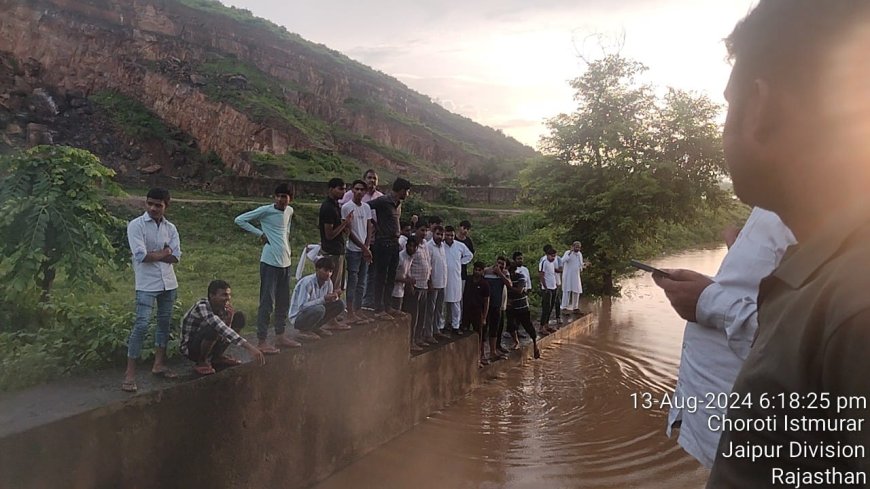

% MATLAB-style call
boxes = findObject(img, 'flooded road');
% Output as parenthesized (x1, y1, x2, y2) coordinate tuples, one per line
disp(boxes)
(311, 247, 728, 489)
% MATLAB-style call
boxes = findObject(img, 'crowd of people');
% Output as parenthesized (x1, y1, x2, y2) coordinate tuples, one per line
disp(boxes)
(121, 170, 588, 390)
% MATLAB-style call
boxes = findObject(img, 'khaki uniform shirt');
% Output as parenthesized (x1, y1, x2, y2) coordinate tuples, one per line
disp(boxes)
(708, 206, 870, 488)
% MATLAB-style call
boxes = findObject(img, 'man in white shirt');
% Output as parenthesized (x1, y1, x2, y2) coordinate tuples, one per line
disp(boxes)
(123, 188, 182, 393)
(443, 225, 473, 336)
(392, 238, 418, 312)
(560, 241, 585, 313)
(426, 225, 448, 342)
(653, 208, 795, 468)
(339, 169, 384, 205)
(342, 179, 374, 325)
(289, 258, 346, 336)
(538, 245, 561, 334)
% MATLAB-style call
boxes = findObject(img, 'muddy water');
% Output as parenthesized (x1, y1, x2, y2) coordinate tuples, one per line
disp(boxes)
(311, 247, 728, 489)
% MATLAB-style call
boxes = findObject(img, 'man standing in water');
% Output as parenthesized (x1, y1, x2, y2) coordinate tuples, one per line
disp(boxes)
(235, 183, 302, 353)
(653, 208, 794, 467)
(694, 2, 870, 485)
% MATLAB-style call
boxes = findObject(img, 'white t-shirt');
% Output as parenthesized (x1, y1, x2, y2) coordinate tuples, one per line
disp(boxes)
(539, 256, 558, 290)
(341, 200, 372, 253)
(393, 249, 414, 298)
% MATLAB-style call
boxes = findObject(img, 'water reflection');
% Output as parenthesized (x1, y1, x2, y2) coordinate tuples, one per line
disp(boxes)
(311, 247, 728, 489)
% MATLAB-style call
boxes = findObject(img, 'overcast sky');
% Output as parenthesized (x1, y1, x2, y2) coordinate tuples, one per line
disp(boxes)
(225, 0, 757, 149)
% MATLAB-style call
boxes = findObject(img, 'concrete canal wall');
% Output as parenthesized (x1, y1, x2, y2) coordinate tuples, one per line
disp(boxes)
(0, 314, 594, 489)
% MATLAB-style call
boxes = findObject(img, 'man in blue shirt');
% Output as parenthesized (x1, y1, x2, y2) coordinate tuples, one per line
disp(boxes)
(234, 183, 302, 354)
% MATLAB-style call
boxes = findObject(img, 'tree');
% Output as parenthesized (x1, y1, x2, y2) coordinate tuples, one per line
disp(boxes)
(0, 146, 125, 301)
(524, 55, 728, 295)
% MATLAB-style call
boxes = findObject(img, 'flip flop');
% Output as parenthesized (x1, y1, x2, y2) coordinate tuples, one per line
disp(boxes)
(121, 380, 138, 392)
(193, 364, 216, 376)
(151, 368, 178, 379)
(258, 345, 280, 355)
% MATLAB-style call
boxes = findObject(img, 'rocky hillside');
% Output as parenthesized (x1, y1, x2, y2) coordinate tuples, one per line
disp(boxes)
(0, 0, 537, 184)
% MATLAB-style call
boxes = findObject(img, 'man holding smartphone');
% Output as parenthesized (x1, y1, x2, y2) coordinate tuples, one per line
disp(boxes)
(653, 209, 794, 468)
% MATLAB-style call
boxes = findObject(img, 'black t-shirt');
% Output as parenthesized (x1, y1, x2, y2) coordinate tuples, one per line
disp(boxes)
(507, 273, 529, 310)
(318, 197, 345, 255)
(462, 277, 490, 317)
(456, 235, 474, 280)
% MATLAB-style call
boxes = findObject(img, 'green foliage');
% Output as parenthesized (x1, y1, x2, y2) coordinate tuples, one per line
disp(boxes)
(527, 54, 729, 295)
(438, 186, 464, 206)
(90, 91, 171, 140)
(0, 300, 133, 391)
(250, 150, 360, 180)
(0, 146, 125, 300)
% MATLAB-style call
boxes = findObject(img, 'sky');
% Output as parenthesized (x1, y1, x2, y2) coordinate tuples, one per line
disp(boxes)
(225, 0, 758, 149)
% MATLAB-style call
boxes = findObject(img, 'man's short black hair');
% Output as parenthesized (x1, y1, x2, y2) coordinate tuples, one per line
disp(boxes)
(473, 261, 486, 270)
(460, 220, 472, 229)
(406, 236, 418, 247)
(208, 279, 231, 297)
(274, 183, 293, 196)
(497, 255, 508, 264)
(314, 257, 335, 271)
(543, 244, 553, 253)
(351, 179, 366, 189)
(431, 224, 444, 233)
(328, 178, 345, 189)
(363, 169, 377, 178)
(146, 187, 171, 205)
(428, 215, 443, 225)
(393, 177, 412, 192)
(512, 251, 523, 260)
(444, 225, 455, 233)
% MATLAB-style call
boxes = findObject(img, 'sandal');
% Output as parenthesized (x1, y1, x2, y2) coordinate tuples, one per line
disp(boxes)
(121, 380, 138, 392)
(193, 364, 216, 376)
(151, 368, 178, 379)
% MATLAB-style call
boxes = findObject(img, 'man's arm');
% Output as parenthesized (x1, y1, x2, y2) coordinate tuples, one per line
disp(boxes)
(460, 242, 473, 265)
(323, 203, 352, 240)
(160, 223, 181, 264)
(234, 206, 266, 240)
(654, 270, 762, 359)
(341, 204, 366, 249)
(128, 219, 172, 263)
(200, 303, 264, 365)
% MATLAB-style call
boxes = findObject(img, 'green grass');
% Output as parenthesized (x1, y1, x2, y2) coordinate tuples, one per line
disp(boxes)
(90, 91, 173, 141)
(197, 56, 329, 142)
(250, 150, 361, 181)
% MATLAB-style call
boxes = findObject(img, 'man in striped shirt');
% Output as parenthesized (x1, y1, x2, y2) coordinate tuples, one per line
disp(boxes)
(181, 280, 266, 375)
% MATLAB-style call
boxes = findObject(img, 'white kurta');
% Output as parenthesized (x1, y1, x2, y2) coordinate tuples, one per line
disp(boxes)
(561, 250, 583, 294)
(444, 241, 473, 302)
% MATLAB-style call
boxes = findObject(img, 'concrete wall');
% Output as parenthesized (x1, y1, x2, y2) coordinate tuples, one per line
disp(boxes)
(0, 314, 594, 489)
(0, 319, 477, 489)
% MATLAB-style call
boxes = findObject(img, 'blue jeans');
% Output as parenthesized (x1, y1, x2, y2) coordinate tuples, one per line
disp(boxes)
(127, 288, 177, 359)
(345, 250, 369, 311)
(294, 300, 346, 331)
(257, 262, 292, 340)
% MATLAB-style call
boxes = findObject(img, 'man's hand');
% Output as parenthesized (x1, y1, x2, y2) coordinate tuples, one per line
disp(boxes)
(259, 234, 269, 245)
(325, 291, 340, 302)
(362, 246, 373, 263)
(652, 269, 714, 322)
(225, 302, 235, 323)
(243, 342, 266, 366)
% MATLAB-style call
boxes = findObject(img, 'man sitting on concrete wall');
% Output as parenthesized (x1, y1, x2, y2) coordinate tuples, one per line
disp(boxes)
(289, 258, 346, 337)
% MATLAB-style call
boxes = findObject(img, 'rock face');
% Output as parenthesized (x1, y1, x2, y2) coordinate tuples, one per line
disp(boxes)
(0, 0, 537, 182)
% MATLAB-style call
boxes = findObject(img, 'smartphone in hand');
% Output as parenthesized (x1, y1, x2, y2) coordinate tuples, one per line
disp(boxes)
(629, 260, 671, 278)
